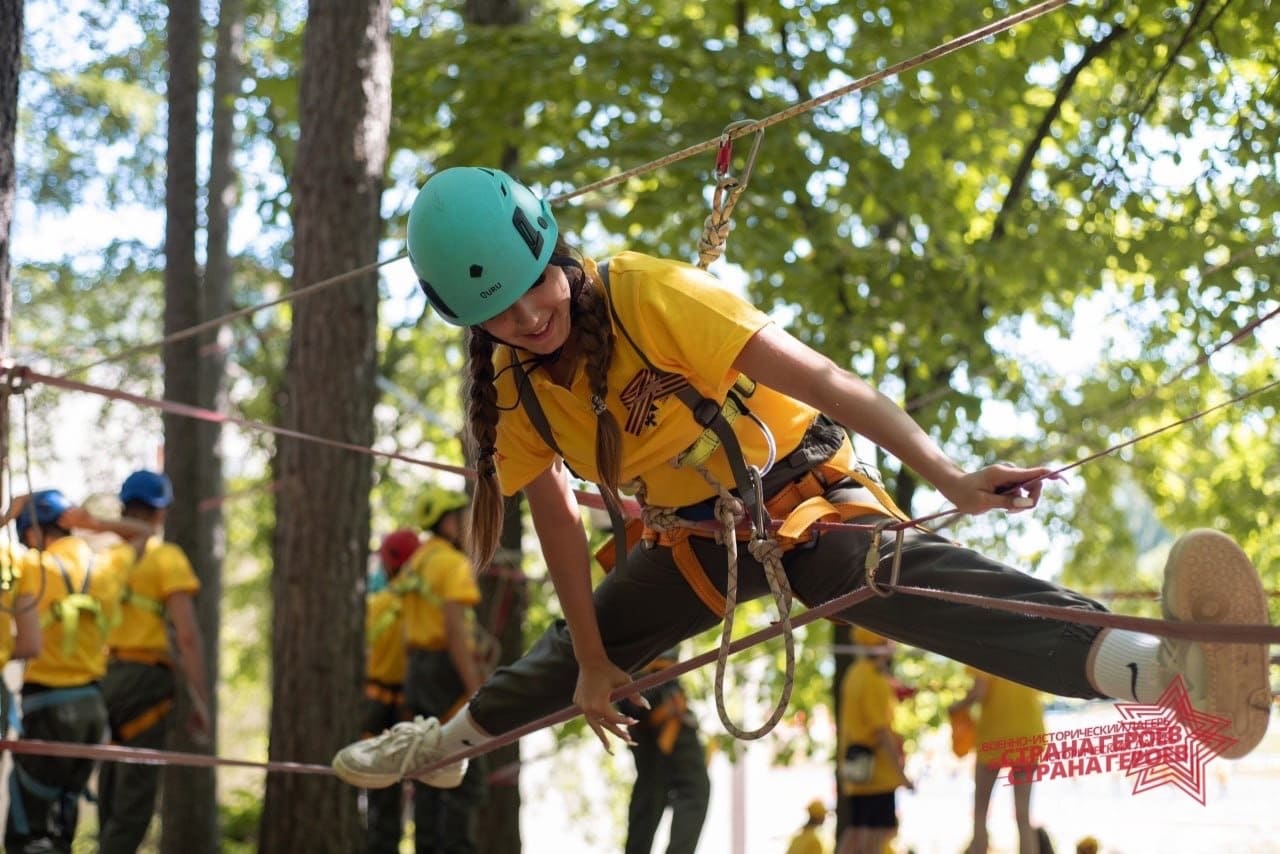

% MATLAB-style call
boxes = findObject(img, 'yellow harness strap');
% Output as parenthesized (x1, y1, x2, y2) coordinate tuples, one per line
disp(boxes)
(115, 698, 174, 743)
(648, 691, 688, 754)
(671, 538, 728, 615)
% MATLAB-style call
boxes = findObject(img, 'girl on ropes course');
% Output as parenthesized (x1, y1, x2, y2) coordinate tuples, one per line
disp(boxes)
(333, 166, 1271, 790)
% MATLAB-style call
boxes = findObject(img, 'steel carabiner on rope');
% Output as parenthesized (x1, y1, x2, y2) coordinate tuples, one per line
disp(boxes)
(713, 119, 764, 187)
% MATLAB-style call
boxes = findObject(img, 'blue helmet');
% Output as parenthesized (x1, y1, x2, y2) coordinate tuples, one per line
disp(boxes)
(119, 470, 174, 509)
(14, 489, 74, 540)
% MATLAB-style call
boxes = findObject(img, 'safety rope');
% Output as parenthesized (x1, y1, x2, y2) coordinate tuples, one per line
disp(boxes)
(57, 256, 398, 379)
(696, 120, 764, 270)
(1, 364, 470, 479)
(551, 0, 1070, 204)
(641, 468, 796, 740)
(41, 0, 1071, 378)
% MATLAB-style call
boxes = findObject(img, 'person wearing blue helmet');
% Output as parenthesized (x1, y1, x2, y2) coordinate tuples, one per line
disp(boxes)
(333, 167, 1272, 798)
(2, 489, 150, 852)
(98, 470, 211, 854)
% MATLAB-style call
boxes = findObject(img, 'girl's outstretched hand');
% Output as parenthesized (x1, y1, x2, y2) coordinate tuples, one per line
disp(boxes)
(573, 659, 648, 752)
(940, 464, 1059, 516)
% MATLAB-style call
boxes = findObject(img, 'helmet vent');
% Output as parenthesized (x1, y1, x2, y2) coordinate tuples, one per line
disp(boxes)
(469, 264, 483, 278)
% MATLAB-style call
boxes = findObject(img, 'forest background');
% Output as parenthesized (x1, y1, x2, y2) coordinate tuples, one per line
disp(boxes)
(0, 0, 1277, 851)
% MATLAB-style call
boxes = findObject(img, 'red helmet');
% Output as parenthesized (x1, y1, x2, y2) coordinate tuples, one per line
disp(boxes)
(378, 528, 421, 573)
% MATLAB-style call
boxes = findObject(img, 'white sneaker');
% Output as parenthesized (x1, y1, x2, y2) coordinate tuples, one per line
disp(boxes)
(331, 716, 467, 789)
(1157, 529, 1272, 758)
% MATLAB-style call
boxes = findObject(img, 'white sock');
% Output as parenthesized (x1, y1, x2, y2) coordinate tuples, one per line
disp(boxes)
(437, 705, 493, 757)
(1088, 629, 1164, 702)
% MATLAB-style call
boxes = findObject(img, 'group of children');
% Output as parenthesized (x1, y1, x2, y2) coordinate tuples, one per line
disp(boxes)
(1, 471, 210, 853)
(358, 485, 490, 853)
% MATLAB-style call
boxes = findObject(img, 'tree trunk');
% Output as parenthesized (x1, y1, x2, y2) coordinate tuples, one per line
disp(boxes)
(0, 0, 22, 490)
(158, 0, 210, 845)
(259, 0, 390, 850)
(159, 0, 242, 848)
(474, 494, 527, 853)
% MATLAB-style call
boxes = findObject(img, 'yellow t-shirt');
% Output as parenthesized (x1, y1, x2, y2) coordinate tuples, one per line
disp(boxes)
(19, 536, 124, 687)
(365, 588, 407, 685)
(967, 667, 1046, 765)
(107, 537, 201, 658)
(0, 542, 23, 666)
(838, 658, 901, 796)
(492, 252, 818, 506)
(785, 827, 828, 854)
(397, 538, 480, 650)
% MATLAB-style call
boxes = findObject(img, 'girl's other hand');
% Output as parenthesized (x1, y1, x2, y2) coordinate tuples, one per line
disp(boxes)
(942, 465, 1060, 516)
(573, 659, 644, 751)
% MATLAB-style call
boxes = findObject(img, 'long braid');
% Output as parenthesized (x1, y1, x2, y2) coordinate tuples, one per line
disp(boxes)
(572, 267, 624, 513)
(464, 327, 504, 568)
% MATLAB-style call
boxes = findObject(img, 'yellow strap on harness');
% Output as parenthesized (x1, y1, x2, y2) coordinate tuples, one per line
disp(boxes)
(675, 376, 757, 469)
(43, 594, 107, 656)
(116, 698, 174, 742)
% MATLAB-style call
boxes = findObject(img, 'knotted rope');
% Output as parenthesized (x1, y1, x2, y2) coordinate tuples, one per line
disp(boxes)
(638, 468, 796, 740)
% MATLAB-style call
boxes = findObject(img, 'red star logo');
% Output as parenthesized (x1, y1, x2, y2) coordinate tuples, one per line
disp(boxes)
(1112, 675, 1237, 805)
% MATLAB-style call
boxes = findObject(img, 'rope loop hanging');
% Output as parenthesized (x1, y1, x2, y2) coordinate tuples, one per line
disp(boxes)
(697, 120, 764, 270)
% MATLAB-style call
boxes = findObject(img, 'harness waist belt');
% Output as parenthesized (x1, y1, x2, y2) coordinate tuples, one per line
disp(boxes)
(655, 437, 910, 616)
(364, 681, 405, 706)
(110, 647, 173, 668)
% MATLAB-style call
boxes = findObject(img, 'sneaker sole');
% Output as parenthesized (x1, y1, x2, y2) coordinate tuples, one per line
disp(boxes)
(409, 767, 466, 789)
(331, 755, 464, 789)
(331, 754, 400, 789)
(1163, 529, 1272, 759)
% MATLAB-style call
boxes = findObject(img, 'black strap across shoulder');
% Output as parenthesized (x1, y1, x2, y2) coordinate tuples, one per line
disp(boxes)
(510, 260, 770, 567)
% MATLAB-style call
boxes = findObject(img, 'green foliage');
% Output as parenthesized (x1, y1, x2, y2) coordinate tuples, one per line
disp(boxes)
(12, 0, 1279, 789)
(217, 787, 266, 854)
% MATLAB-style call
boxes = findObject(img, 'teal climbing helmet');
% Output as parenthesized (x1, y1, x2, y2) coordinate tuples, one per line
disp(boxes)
(407, 167, 559, 326)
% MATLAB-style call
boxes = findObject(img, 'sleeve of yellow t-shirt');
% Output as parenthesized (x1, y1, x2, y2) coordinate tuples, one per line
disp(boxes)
(615, 255, 773, 400)
(428, 549, 481, 606)
(152, 543, 201, 598)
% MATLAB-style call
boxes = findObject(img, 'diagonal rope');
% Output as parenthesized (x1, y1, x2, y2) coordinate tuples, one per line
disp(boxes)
(5, 364, 471, 479)
(57, 256, 400, 379)
(0, 362, 645, 517)
(547, 0, 1071, 204)
(52, 0, 1071, 377)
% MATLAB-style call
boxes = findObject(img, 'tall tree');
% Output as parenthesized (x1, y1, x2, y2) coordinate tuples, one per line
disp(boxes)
(0, 0, 20, 489)
(159, 0, 243, 848)
(260, 0, 390, 849)
(158, 0, 215, 843)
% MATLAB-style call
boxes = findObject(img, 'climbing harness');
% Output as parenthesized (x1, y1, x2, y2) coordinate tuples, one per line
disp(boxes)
(508, 259, 910, 739)
(40, 552, 108, 655)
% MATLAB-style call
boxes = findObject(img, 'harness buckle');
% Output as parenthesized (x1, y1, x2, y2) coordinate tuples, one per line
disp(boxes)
(691, 397, 720, 428)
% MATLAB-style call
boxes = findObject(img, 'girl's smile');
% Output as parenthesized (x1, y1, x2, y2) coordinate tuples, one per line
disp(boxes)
(480, 263, 572, 355)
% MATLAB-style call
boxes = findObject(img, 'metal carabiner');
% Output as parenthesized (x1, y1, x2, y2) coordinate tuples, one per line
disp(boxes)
(713, 119, 764, 188)
(744, 464, 770, 542)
